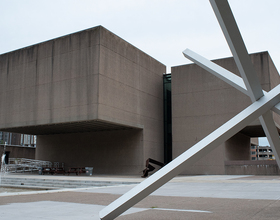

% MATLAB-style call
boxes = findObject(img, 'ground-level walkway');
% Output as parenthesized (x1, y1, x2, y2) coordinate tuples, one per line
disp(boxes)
(1, 174, 280, 219)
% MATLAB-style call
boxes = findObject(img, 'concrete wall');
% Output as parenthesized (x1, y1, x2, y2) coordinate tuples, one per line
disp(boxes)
(267, 53, 280, 129)
(36, 129, 143, 174)
(0, 26, 165, 174)
(1, 145, 35, 160)
(225, 160, 280, 175)
(97, 28, 165, 162)
(0, 27, 100, 128)
(171, 52, 280, 175)
(251, 137, 259, 146)
(225, 133, 250, 161)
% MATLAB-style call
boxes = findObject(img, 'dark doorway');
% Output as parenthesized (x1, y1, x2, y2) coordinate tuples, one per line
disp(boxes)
(4, 151, 10, 164)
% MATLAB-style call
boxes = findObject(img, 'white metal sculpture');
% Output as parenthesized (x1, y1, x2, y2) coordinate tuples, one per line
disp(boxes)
(99, 0, 280, 219)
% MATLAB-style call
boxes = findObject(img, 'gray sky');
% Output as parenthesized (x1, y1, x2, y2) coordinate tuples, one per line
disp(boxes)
(1, 0, 279, 146)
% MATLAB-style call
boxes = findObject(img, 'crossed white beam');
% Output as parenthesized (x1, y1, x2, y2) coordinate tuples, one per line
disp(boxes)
(99, 0, 280, 219)
(183, 49, 280, 167)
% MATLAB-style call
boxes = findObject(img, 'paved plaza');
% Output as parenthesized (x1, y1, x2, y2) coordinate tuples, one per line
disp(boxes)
(1, 175, 280, 219)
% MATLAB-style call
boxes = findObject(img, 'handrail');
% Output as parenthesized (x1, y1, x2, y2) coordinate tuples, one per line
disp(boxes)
(3, 158, 52, 173)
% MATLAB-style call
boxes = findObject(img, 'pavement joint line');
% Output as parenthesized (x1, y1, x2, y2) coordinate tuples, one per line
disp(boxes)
(151, 207, 212, 213)
(0, 184, 138, 197)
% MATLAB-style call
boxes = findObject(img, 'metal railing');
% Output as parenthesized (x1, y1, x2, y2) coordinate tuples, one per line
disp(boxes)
(4, 158, 52, 173)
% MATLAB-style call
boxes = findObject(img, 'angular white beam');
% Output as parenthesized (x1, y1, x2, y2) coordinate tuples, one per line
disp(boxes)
(182, 49, 280, 115)
(210, 0, 264, 101)
(259, 112, 280, 164)
(184, 49, 280, 168)
(99, 84, 280, 220)
(183, 49, 280, 167)
(100, 1, 280, 219)
(211, 0, 280, 169)
(183, 48, 248, 94)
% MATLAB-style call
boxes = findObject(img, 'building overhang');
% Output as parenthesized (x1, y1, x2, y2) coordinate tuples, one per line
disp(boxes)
(0, 119, 142, 135)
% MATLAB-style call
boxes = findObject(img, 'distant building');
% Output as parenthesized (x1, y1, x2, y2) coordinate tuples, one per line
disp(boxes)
(20, 134, 36, 147)
(250, 144, 275, 161)
(251, 144, 257, 161)
(0, 132, 36, 162)
(0, 132, 36, 147)
(257, 146, 275, 160)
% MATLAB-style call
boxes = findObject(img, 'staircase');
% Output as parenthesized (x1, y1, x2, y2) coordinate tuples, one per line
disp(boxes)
(0, 176, 139, 189)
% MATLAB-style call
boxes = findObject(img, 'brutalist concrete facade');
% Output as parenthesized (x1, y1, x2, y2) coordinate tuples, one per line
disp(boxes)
(1, 26, 280, 175)
(172, 52, 280, 174)
(0, 26, 165, 174)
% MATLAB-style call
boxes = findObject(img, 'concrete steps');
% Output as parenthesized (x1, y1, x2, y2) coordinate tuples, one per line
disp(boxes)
(0, 176, 139, 189)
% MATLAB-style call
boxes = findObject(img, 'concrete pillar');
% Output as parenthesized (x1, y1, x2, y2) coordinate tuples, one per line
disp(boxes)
(225, 132, 251, 161)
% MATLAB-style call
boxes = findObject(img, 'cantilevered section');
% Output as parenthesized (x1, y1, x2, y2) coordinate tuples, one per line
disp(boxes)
(0, 26, 165, 135)
(0, 120, 138, 135)
(0, 26, 165, 174)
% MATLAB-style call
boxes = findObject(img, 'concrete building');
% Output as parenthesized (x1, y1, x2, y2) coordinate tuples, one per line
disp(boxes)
(250, 138, 259, 161)
(0, 132, 36, 147)
(0, 26, 165, 174)
(251, 145, 257, 161)
(0, 26, 279, 175)
(172, 51, 280, 174)
(0, 132, 36, 163)
(257, 146, 275, 160)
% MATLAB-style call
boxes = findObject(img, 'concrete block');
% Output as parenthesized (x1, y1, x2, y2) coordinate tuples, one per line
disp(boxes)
(0, 25, 165, 175)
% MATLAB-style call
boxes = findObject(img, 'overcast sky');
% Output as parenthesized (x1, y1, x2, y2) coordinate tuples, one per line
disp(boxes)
(1, 0, 279, 145)
(1, 0, 280, 73)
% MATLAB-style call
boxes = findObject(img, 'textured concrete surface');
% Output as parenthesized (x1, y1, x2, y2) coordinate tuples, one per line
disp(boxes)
(172, 51, 280, 175)
(225, 160, 280, 175)
(0, 26, 165, 175)
(1, 175, 280, 219)
(0, 145, 35, 160)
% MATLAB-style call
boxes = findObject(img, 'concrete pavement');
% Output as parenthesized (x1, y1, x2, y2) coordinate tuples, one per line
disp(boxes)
(1, 175, 280, 219)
